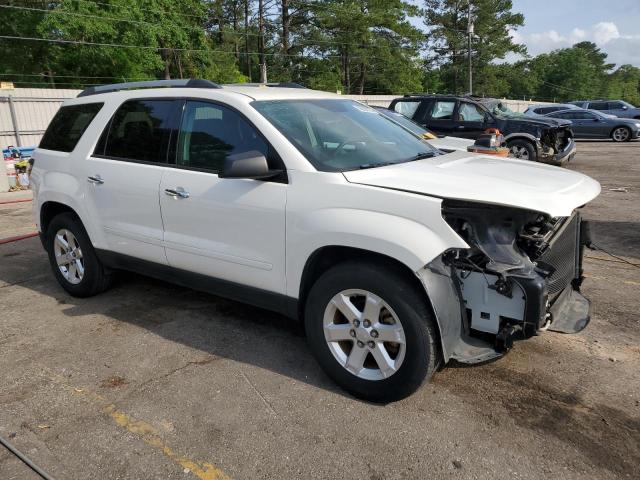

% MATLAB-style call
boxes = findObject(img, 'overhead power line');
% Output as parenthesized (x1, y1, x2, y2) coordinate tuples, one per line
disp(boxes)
(1, 4, 425, 50)
(0, 35, 423, 62)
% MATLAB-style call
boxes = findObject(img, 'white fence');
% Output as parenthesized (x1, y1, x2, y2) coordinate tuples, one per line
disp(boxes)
(1, 87, 545, 149)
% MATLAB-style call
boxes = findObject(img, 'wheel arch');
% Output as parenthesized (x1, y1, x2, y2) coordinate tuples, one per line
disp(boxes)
(297, 245, 444, 360)
(40, 201, 80, 236)
(504, 133, 538, 146)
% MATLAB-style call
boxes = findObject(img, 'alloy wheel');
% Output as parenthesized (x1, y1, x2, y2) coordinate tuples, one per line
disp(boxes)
(509, 145, 530, 160)
(323, 289, 406, 381)
(53, 229, 84, 285)
(612, 127, 629, 142)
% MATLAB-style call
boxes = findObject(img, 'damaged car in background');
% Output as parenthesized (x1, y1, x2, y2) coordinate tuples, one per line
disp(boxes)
(390, 94, 576, 165)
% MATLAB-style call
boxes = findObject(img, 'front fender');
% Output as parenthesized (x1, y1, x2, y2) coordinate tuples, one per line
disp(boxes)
(286, 207, 467, 298)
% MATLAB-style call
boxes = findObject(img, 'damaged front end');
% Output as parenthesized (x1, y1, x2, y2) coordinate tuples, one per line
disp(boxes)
(423, 200, 591, 364)
(539, 125, 576, 164)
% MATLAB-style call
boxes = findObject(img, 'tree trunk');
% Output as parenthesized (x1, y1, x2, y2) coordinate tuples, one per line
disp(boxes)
(282, 0, 290, 54)
(258, 0, 267, 83)
(357, 62, 366, 94)
(232, 1, 240, 61)
(342, 47, 351, 94)
(160, 47, 171, 79)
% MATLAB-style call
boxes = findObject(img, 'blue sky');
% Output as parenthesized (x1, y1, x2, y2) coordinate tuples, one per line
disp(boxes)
(508, 0, 640, 67)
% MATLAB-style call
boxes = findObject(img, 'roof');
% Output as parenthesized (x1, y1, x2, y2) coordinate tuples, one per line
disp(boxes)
(74, 79, 342, 103)
(220, 84, 340, 101)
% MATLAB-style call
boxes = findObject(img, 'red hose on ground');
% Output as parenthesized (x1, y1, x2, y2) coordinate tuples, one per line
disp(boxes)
(0, 232, 39, 245)
(0, 198, 32, 205)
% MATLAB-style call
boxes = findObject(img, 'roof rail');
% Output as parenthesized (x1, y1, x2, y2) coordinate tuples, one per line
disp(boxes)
(77, 79, 221, 97)
(229, 82, 307, 89)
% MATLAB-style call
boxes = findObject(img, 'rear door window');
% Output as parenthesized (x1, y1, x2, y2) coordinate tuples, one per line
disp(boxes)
(39, 103, 103, 152)
(589, 102, 608, 110)
(430, 101, 456, 120)
(98, 99, 176, 163)
(392, 100, 421, 118)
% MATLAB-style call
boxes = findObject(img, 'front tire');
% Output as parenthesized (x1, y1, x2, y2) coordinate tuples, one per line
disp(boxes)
(611, 126, 631, 142)
(507, 139, 537, 162)
(304, 261, 439, 402)
(46, 213, 114, 297)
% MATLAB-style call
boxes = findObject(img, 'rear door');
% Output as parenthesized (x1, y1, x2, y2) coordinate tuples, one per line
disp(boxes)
(159, 100, 287, 293)
(556, 111, 595, 138)
(422, 99, 457, 135)
(83, 98, 180, 264)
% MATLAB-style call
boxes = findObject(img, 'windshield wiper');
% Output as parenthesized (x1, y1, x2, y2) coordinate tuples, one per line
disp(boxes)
(409, 151, 437, 161)
(357, 152, 437, 170)
(358, 161, 396, 169)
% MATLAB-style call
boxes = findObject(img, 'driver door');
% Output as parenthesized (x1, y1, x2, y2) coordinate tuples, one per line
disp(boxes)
(159, 100, 287, 294)
(455, 101, 488, 139)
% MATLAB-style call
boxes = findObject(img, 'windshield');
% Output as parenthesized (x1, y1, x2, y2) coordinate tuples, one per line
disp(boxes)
(252, 99, 439, 171)
(373, 107, 438, 138)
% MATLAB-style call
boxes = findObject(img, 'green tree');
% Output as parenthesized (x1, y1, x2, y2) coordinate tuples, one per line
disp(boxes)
(0, 0, 244, 88)
(423, 0, 525, 94)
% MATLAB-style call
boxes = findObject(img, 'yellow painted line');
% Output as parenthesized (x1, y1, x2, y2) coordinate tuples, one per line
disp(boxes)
(41, 368, 231, 480)
(104, 405, 230, 480)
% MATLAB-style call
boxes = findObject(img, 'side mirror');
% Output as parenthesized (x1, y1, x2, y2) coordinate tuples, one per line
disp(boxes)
(219, 151, 282, 180)
(622, 106, 628, 110)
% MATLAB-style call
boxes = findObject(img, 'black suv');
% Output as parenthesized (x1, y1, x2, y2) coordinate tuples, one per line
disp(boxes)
(389, 95, 576, 165)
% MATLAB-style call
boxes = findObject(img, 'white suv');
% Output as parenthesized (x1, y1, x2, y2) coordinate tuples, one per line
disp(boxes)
(32, 80, 601, 402)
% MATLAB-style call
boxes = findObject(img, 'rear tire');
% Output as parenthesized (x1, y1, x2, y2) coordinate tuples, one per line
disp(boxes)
(46, 213, 114, 297)
(304, 261, 439, 403)
(611, 126, 631, 142)
(507, 139, 537, 162)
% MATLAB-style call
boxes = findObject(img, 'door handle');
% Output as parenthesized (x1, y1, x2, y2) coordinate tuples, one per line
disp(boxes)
(456, 125, 465, 129)
(164, 187, 190, 199)
(87, 175, 104, 185)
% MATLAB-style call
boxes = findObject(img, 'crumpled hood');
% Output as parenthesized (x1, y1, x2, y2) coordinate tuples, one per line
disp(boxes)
(343, 150, 601, 217)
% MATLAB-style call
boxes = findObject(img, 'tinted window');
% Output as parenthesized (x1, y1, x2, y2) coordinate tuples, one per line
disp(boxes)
(458, 102, 485, 122)
(589, 102, 608, 110)
(608, 101, 625, 109)
(392, 100, 421, 118)
(102, 100, 174, 162)
(536, 106, 561, 114)
(39, 103, 103, 152)
(177, 101, 268, 172)
(430, 101, 456, 119)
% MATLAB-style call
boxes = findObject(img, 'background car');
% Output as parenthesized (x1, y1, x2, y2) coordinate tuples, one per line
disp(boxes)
(544, 108, 640, 142)
(389, 94, 575, 164)
(372, 106, 474, 151)
(569, 100, 640, 119)
(523, 103, 580, 116)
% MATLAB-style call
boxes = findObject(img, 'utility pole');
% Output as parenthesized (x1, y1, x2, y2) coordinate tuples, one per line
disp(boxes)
(258, 0, 267, 83)
(245, 0, 251, 82)
(467, 1, 474, 95)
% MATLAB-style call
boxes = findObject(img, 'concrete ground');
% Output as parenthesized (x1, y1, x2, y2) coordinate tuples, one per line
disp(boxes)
(1, 141, 638, 480)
